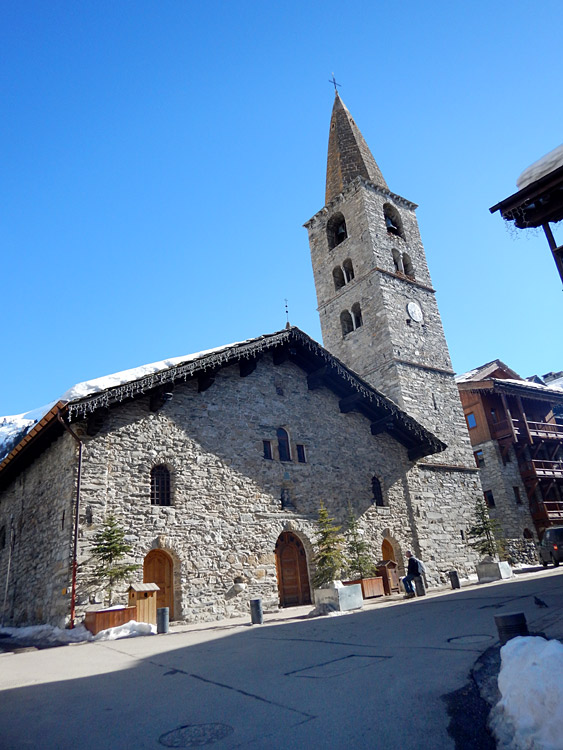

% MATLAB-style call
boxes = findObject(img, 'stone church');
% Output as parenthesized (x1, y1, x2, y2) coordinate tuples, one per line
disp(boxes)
(0, 94, 482, 627)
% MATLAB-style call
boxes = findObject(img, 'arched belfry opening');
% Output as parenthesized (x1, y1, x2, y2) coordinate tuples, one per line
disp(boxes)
(383, 204, 404, 238)
(275, 531, 311, 607)
(333, 266, 345, 291)
(327, 213, 347, 250)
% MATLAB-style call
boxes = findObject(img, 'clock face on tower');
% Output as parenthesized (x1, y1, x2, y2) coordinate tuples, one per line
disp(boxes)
(406, 301, 423, 323)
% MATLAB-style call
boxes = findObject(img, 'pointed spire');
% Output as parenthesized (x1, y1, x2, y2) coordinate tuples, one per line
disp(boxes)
(325, 93, 388, 204)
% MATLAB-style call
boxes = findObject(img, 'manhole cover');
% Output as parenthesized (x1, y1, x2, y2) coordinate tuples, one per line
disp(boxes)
(447, 634, 495, 645)
(159, 723, 234, 747)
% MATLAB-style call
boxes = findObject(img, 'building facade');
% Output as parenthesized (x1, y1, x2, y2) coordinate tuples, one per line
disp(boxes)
(457, 360, 563, 555)
(0, 95, 483, 627)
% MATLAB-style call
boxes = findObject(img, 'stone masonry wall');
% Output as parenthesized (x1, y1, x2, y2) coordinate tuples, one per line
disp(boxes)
(73, 356, 418, 624)
(0, 435, 76, 626)
(475, 439, 537, 540)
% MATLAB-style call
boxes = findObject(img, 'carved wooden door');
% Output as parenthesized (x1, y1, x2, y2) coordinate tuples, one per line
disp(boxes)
(275, 532, 311, 607)
(143, 549, 174, 619)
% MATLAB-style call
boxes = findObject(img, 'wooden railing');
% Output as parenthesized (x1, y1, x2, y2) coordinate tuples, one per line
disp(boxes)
(544, 500, 563, 521)
(527, 420, 563, 440)
(523, 459, 563, 480)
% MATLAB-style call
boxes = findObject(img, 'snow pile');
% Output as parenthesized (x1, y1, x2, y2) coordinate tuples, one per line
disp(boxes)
(517, 144, 563, 189)
(93, 621, 155, 641)
(0, 620, 156, 648)
(0, 340, 247, 462)
(490, 636, 563, 749)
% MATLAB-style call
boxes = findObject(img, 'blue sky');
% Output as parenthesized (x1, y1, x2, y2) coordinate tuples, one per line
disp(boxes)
(2, 1, 562, 416)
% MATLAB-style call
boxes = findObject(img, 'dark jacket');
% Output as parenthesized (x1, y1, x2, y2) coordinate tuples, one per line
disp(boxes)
(407, 556, 422, 576)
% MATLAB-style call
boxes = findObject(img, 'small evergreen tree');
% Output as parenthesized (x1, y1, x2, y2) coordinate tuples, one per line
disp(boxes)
(312, 501, 346, 588)
(344, 505, 377, 579)
(91, 515, 139, 605)
(467, 496, 505, 559)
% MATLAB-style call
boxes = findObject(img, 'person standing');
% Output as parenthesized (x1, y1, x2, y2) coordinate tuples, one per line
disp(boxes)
(403, 550, 424, 598)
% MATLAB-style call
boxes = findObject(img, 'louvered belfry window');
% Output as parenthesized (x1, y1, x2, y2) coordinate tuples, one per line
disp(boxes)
(151, 464, 171, 506)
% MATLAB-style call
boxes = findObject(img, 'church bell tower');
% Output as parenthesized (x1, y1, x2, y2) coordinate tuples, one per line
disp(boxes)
(305, 93, 481, 574)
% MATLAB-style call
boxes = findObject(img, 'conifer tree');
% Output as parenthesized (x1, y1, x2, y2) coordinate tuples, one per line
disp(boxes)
(344, 505, 377, 580)
(312, 501, 346, 588)
(91, 515, 139, 605)
(467, 496, 505, 559)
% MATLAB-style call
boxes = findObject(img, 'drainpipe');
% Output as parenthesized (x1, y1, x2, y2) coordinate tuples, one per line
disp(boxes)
(57, 411, 83, 629)
(1, 516, 15, 628)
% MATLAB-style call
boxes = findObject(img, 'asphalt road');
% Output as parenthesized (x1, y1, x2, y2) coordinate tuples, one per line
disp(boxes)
(1, 569, 562, 750)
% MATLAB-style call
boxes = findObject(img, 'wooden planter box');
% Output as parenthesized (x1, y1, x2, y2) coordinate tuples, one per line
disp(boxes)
(342, 576, 384, 599)
(84, 606, 137, 636)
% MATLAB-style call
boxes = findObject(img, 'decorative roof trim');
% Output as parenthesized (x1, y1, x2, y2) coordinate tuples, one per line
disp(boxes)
(304, 176, 417, 228)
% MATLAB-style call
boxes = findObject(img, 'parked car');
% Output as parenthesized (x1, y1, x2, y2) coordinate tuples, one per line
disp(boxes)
(538, 526, 563, 567)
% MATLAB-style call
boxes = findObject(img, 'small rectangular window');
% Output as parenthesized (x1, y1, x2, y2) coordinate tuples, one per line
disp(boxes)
(466, 412, 477, 429)
(513, 487, 522, 505)
(296, 444, 306, 463)
(474, 450, 485, 467)
(484, 490, 495, 508)
(263, 440, 272, 460)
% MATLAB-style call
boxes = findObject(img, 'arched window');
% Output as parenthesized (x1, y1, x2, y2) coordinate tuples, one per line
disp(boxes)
(327, 213, 348, 250)
(277, 428, 291, 462)
(351, 302, 363, 329)
(333, 266, 345, 291)
(403, 252, 415, 278)
(383, 204, 403, 238)
(523, 528, 533, 539)
(392, 249, 403, 274)
(372, 476, 384, 507)
(340, 310, 354, 337)
(151, 464, 171, 506)
(343, 258, 355, 283)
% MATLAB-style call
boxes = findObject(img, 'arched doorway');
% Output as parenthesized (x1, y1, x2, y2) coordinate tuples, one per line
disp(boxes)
(381, 538, 396, 562)
(143, 549, 174, 619)
(275, 532, 311, 607)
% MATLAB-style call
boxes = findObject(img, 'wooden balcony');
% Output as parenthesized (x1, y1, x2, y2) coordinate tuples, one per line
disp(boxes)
(510, 418, 563, 445)
(530, 499, 563, 524)
(490, 419, 514, 440)
(527, 420, 563, 441)
(522, 459, 563, 481)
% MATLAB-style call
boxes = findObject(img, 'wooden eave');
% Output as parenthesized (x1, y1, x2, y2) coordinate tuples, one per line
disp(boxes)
(0, 401, 67, 491)
(0, 329, 444, 488)
(490, 164, 563, 228)
(458, 379, 563, 405)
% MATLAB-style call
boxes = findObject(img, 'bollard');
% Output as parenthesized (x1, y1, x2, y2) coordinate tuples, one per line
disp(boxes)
(414, 576, 426, 597)
(157, 607, 169, 634)
(448, 570, 461, 589)
(250, 598, 263, 625)
(494, 612, 529, 646)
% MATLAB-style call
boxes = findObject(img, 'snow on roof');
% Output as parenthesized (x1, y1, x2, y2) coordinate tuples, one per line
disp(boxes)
(0, 339, 247, 462)
(516, 143, 563, 189)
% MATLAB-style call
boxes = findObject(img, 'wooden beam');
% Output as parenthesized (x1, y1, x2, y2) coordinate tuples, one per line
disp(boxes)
(307, 366, 329, 391)
(339, 393, 363, 414)
(500, 393, 517, 443)
(239, 358, 257, 378)
(86, 408, 109, 436)
(198, 371, 216, 393)
(272, 348, 288, 366)
(370, 416, 393, 435)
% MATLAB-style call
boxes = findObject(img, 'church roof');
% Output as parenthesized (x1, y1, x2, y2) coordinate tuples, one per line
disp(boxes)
(0, 327, 445, 487)
(325, 93, 388, 204)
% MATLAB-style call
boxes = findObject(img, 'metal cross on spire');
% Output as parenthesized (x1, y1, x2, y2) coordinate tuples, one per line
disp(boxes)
(328, 73, 341, 93)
